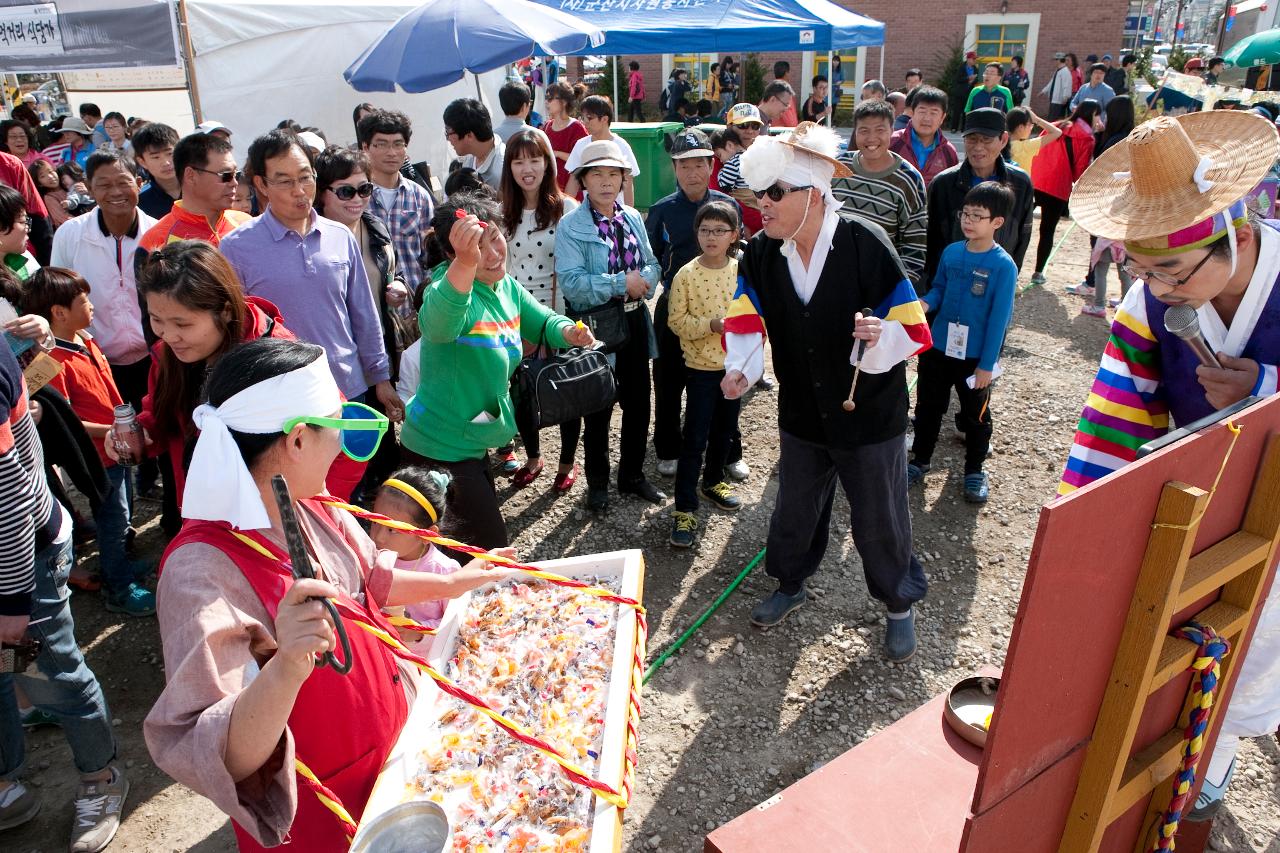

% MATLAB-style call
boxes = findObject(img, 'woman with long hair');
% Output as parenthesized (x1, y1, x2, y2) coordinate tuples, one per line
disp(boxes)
(1028, 98, 1099, 287)
(499, 130, 582, 491)
(28, 158, 78, 228)
(109, 241, 365, 500)
(542, 81, 588, 191)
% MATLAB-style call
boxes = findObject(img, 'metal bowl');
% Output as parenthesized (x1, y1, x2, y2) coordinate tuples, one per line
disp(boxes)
(350, 800, 450, 853)
(942, 675, 1000, 748)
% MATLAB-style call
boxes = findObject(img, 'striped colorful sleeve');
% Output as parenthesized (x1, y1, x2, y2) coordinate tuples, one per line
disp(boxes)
(721, 272, 766, 338)
(1058, 298, 1170, 495)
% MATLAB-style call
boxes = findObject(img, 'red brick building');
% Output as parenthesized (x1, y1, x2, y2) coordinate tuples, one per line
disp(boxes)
(598, 0, 1129, 120)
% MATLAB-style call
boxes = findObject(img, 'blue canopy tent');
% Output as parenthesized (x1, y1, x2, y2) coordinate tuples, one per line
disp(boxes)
(528, 0, 884, 54)
(528, 0, 884, 119)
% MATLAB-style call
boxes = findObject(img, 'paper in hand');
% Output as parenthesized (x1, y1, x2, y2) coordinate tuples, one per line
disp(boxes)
(966, 363, 1004, 389)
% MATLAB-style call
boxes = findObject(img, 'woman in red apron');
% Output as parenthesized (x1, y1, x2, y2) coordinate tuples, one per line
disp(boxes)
(143, 338, 490, 850)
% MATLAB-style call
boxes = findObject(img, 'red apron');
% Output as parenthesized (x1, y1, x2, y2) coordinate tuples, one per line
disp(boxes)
(164, 505, 409, 851)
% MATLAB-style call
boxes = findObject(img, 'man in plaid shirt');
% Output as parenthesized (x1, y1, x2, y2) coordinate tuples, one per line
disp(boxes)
(359, 110, 435, 296)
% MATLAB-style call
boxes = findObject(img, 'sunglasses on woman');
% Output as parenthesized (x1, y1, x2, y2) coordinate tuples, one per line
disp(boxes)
(752, 183, 812, 202)
(281, 401, 389, 462)
(327, 182, 375, 201)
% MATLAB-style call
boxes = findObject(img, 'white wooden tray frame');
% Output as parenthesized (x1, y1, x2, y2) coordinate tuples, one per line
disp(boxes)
(359, 549, 646, 853)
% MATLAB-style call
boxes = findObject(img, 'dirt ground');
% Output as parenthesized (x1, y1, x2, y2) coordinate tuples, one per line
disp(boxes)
(5, 223, 1278, 853)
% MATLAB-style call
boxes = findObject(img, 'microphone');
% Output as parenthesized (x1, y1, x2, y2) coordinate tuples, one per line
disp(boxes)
(1163, 304, 1222, 369)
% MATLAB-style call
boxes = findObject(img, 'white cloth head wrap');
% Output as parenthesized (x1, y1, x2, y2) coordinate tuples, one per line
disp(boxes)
(184, 355, 342, 530)
(740, 132, 844, 257)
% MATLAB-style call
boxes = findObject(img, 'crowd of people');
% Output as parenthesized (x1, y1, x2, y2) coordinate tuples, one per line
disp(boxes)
(0, 49, 1277, 852)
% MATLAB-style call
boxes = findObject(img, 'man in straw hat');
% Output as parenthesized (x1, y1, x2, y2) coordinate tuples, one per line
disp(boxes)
(1060, 110, 1280, 819)
(719, 122, 933, 661)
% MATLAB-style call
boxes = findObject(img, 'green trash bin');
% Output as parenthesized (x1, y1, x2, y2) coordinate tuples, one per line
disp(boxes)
(612, 121, 685, 211)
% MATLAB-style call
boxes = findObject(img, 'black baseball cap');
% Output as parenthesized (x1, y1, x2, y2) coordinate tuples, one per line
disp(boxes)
(963, 108, 1007, 138)
(667, 127, 714, 160)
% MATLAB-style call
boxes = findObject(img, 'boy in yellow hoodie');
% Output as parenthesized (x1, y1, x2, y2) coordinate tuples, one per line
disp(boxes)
(667, 201, 743, 547)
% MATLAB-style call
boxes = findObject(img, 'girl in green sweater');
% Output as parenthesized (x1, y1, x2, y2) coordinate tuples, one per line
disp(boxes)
(399, 192, 594, 548)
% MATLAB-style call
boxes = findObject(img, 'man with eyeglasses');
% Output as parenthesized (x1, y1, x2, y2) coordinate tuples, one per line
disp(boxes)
(220, 130, 403, 427)
(922, 108, 1034, 290)
(1057, 112, 1280, 834)
(719, 124, 931, 661)
(646, 129, 747, 481)
(359, 110, 435, 299)
(137, 131, 249, 261)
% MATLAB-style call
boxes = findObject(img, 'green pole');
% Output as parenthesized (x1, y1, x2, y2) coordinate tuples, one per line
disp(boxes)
(642, 548, 766, 684)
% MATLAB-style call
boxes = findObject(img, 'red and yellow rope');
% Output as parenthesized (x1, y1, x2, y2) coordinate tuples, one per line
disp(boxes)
(230, 510, 646, 838)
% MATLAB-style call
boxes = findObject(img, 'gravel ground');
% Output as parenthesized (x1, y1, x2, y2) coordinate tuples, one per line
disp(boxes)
(5, 223, 1278, 853)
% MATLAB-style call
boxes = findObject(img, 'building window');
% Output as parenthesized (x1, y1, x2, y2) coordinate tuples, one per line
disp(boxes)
(812, 52, 858, 105)
(672, 54, 716, 101)
(975, 23, 1029, 64)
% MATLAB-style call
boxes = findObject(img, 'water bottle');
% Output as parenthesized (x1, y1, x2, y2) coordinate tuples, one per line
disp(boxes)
(112, 404, 144, 467)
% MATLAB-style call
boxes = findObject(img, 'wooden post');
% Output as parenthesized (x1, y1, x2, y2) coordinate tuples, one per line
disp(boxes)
(177, 0, 204, 125)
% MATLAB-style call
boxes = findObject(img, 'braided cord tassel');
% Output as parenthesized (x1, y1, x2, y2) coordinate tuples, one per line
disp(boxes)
(1151, 623, 1231, 851)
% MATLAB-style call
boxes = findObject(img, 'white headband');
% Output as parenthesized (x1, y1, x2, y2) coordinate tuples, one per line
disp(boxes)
(184, 355, 342, 530)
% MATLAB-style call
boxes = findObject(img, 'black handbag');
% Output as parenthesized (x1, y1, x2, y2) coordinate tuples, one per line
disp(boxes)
(514, 316, 618, 429)
(566, 297, 630, 354)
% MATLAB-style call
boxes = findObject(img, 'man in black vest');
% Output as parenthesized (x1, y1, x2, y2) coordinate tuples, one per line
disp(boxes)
(722, 123, 929, 661)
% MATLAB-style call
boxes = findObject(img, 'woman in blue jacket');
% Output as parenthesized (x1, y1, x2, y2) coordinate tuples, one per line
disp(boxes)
(555, 140, 663, 513)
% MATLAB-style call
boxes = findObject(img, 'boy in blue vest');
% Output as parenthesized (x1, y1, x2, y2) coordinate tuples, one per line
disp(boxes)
(908, 181, 1017, 503)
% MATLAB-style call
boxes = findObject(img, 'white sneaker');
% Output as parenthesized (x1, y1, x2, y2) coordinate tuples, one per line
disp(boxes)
(656, 459, 678, 477)
(70, 767, 128, 853)
(726, 460, 750, 481)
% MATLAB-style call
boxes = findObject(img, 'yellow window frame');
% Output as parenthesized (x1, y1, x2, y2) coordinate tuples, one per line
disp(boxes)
(975, 23, 1029, 65)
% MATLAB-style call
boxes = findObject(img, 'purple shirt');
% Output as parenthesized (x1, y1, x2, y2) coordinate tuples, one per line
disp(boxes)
(221, 208, 390, 398)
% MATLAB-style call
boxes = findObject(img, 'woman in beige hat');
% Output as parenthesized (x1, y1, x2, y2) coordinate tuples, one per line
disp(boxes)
(555, 139, 663, 513)
(1059, 110, 1280, 819)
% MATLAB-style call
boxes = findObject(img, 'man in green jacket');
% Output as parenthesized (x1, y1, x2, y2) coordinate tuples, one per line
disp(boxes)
(965, 63, 1015, 114)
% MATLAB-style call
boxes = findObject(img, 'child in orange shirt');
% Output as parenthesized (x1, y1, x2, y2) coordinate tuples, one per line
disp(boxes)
(25, 267, 155, 616)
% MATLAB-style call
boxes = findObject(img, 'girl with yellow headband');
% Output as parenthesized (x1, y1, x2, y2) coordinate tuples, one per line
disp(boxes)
(370, 466, 514, 646)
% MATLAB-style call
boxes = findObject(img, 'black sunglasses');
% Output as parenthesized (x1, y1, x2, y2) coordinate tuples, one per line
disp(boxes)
(328, 182, 375, 200)
(752, 183, 812, 202)
(193, 166, 242, 184)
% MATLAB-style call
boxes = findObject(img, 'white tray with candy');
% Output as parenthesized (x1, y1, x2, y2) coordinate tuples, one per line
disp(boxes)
(360, 549, 646, 853)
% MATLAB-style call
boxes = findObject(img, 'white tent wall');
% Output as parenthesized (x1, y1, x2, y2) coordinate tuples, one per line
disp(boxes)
(184, 0, 505, 182)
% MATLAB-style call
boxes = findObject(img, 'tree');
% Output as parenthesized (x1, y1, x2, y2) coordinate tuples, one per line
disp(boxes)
(742, 53, 766, 106)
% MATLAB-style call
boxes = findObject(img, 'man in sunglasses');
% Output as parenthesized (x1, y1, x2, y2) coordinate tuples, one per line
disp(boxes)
(221, 130, 403, 427)
(922, 108, 1034, 290)
(720, 123, 931, 662)
(136, 131, 249, 263)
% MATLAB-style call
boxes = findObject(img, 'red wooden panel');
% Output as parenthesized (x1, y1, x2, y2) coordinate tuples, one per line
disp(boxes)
(971, 397, 1280, 818)
(705, 686, 986, 853)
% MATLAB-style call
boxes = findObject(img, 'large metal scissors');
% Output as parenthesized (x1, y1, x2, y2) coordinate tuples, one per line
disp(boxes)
(271, 475, 353, 675)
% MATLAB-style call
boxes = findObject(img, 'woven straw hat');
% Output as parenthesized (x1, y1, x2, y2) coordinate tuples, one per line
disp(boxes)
(777, 122, 853, 179)
(1071, 111, 1279, 241)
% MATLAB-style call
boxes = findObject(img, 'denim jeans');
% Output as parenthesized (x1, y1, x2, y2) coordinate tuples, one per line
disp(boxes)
(93, 464, 132, 595)
(675, 368, 740, 512)
(0, 536, 116, 779)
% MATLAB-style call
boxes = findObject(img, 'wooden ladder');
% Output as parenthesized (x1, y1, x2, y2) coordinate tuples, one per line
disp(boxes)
(1057, 433, 1280, 853)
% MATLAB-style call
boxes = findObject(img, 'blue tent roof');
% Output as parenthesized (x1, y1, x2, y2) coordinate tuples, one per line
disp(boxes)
(529, 0, 884, 54)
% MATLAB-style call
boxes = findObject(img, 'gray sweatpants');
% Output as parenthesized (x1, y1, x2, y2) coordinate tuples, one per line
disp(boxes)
(765, 430, 927, 613)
